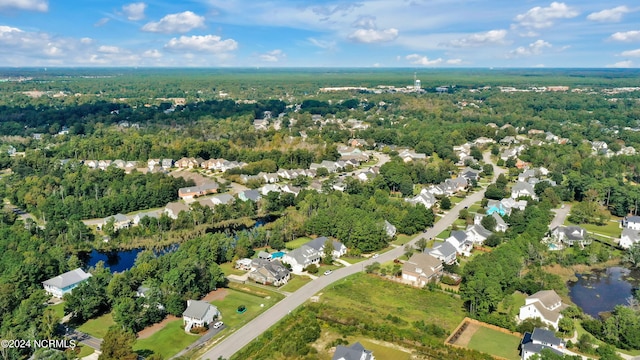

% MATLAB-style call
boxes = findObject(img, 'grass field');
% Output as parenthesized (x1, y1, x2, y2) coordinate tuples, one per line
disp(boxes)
(77, 312, 115, 339)
(392, 234, 413, 245)
(339, 255, 368, 264)
(285, 237, 311, 250)
(564, 218, 622, 238)
(436, 229, 451, 240)
(279, 275, 312, 292)
(466, 326, 521, 360)
(354, 338, 411, 360)
(75, 345, 95, 358)
(321, 273, 466, 332)
(210, 288, 284, 330)
(219, 261, 245, 276)
(49, 302, 65, 319)
(134, 319, 198, 359)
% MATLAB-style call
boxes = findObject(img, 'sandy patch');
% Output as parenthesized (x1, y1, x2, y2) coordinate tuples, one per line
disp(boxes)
(202, 288, 229, 302)
(451, 321, 480, 347)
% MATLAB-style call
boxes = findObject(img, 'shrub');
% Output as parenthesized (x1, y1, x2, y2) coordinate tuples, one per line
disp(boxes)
(305, 264, 319, 274)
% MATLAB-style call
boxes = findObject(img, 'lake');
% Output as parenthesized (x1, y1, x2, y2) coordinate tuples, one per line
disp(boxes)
(568, 266, 640, 318)
(84, 215, 275, 273)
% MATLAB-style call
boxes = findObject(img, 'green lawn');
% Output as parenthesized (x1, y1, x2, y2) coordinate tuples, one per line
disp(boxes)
(498, 291, 527, 317)
(77, 312, 115, 339)
(339, 256, 367, 264)
(75, 345, 95, 358)
(210, 288, 284, 330)
(219, 261, 246, 276)
(48, 302, 65, 319)
(467, 204, 482, 213)
(564, 218, 622, 238)
(392, 234, 413, 245)
(285, 237, 311, 250)
(451, 197, 464, 204)
(279, 275, 312, 292)
(466, 326, 521, 360)
(436, 229, 451, 240)
(134, 319, 198, 359)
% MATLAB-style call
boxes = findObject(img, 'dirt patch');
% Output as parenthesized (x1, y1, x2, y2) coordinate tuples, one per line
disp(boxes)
(202, 288, 229, 302)
(137, 315, 179, 339)
(451, 321, 480, 347)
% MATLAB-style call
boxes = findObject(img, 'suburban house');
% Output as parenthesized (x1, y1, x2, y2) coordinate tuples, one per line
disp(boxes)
(332, 342, 374, 360)
(238, 189, 262, 202)
(518, 290, 567, 329)
(100, 213, 131, 231)
(383, 220, 397, 237)
(402, 253, 443, 287)
(210, 193, 235, 206)
(175, 157, 203, 169)
(260, 184, 281, 196)
(133, 211, 160, 225)
(460, 167, 481, 182)
(511, 181, 537, 200)
(305, 236, 347, 258)
(445, 177, 468, 193)
(446, 231, 473, 257)
(623, 215, 640, 230)
(348, 138, 369, 148)
(619, 228, 640, 249)
(398, 149, 427, 162)
(248, 259, 290, 286)
(178, 183, 219, 200)
(182, 300, 221, 332)
(427, 241, 457, 265)
(465, 224, 493, 245)
(474, 213, 508, 232)
(282, 245, 321, 272)
(406, 190, 436, 209)
(550, 226, 591, 247)
(164, 202, 190, 219)
(42, 268, 92, 298)
(520, 328, 566, 360)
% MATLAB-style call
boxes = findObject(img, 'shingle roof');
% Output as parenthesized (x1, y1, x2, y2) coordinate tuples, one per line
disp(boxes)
(182, 300, 217, 320)
(305, 237, 344, 252)
(528, 290, 561, 310)
(42, 268, 92, 289)
(332, 342, 373, 360)
(531, 328, 562, 347)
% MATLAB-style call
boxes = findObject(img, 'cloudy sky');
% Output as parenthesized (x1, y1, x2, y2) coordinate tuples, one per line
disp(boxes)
(1, 0, 640, 67)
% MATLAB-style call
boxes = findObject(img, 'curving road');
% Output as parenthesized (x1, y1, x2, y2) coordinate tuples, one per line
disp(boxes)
(198, 152, 505, 360)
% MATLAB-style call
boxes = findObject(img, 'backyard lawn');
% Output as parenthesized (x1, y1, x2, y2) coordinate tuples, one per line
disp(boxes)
(77, 312, 115, 339)
(466, 326, 521, 360)
(48, 302, 65, 319)
(219, 261, 245, 276)
(564, 218, 622, 238)
(392, 234, 413, 245)
(352, 338, 410, 360)
(285, 237, 311, 250)
(210, 287, 284, 330)
(436, 229, 451, 240)
(279, 275, 312, 292)
(134, 319, 198, 359)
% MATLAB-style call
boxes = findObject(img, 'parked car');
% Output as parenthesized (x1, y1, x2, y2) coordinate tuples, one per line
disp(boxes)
(323, 270, 333, 276)
(213, 321, 224, 329)
(372, 253, 379, 259)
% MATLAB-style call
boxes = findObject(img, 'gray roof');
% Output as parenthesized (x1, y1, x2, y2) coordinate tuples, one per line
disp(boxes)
(182, 300, 217, 320)
(521, 343, 564, 357)
(530, 328, 563, 347)
(240, 189, 262, 202)
(512, 181, 535, 194)
(428, 241, 457, 258)
(43, 268, 92, 289)
(449, 230, 468, 242)
(107, 213, 128, 222)
(258, 251, 271, 259)
(627, 215, 640, 223)
(491, 212, 507, 227)
(250, 259, 290, 281)
(528, 290, 561, 309)
(622, 227, 640, 241)
(211, 193, 234, 205)
(305, 236, 344, 252)
(467, 224, 493, 239)
(286, 245, 320, 264)
(332, 342, 373, 360)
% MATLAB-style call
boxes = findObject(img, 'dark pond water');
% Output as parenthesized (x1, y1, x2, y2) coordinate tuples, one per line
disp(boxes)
(84, 215, 276, 273)
(568, 266, 640, 318)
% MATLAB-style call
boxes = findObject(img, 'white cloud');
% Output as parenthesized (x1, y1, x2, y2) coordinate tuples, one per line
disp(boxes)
(308, 37, 337, 50)
(620, 49, 640, 57)
(509, 39, 552, 57)
(0, 0, 47, 12)
(142, 11, 205, 34)
(259, 49, 285, 62)
(514, 2, 578, 29)
(95, 18, 110, 27)
(607, 60, 634, 68)
(446, 58, 463, 65)
(348, 28, 398, 43)
(446, 29, 508, 47)
(123, 2, 146, 21)
(143, 49, 161, 58)
(352, 15, 377, 30)
(610, 30, 640, 42)
(587, 6, 630, 22)
(98, 45, 123, 54)
(164, 35, 238, 53)
(406, 53, 443, 66)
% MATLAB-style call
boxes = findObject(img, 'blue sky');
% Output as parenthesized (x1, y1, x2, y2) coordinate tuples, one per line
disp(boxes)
(1, 0, 640, 67)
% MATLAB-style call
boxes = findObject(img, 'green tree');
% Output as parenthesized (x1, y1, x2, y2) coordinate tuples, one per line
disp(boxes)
(322, 238, 334, 265)
(480, 215, 497, 232)
(440, 197, 452, 210)
(99, 326, 137, 360)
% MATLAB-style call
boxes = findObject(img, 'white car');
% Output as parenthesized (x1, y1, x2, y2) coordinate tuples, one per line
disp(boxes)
(213, 321, 224, 329)
(372, 253, 379, 259)
(323, 270, 333, 276)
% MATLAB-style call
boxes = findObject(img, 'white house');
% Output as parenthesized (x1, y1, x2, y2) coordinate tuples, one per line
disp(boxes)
(624, 215, 640, 230)
(304, 237, 347, 259)
(182, 300, 220, 332)
(402, 253, 443, 287)
(42, 268, 92, 298)
(511, 181, 537, 200)
(282, 245, 321, 272)
(619, 228, 640, 249)
(465, 224, 493, 245)
(406, 191, 436, 209)
(550, 226, 591, 247)
(332, 342, 374, 360)
(427, 241, 457, 265)
(518, 290, 567, 329)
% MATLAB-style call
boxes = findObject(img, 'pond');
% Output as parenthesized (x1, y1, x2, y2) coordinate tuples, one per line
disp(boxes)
(568, 266, 640, 318)
(84, 215, 276, 273)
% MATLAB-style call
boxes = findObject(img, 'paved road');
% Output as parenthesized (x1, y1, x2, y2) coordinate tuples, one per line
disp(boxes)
(198, 152, 505, 360)
(66, 327, 102, 351)
(171, 325, 226, 359)
(549, 204, 572, 230)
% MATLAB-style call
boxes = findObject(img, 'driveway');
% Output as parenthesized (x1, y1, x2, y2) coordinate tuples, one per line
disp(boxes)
(549, 204, 572, 230)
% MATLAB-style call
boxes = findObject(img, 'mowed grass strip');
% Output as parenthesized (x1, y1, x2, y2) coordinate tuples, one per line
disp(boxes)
(466, 326, 521, 360)
(322, 273, 466, 332)
(285, 237, 311, 250)
(210, 288, 284, 330)
(134, 319, 198, 359)
(355, 339, 411, 360)
(279, 275, 312, 292)
(76, 312, 115, 339)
